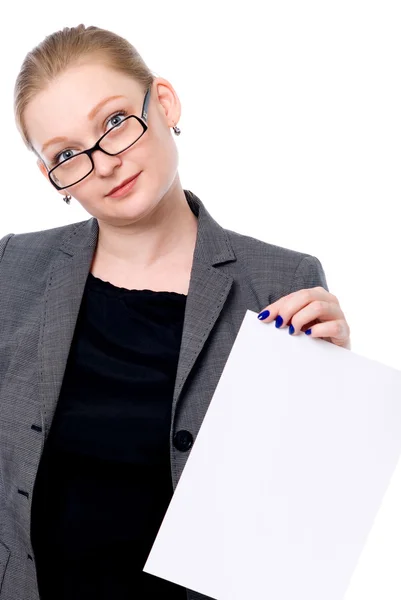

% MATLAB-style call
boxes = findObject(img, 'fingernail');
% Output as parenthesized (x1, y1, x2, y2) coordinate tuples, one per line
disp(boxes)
(275, 315, 284, 328)
(258, 310, 270, 320)
(289, 324, 295, 335)
(305, 328, 312, 335)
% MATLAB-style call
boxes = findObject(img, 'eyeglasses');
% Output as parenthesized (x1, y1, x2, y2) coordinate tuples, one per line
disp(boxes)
(46, 87, 151, 191)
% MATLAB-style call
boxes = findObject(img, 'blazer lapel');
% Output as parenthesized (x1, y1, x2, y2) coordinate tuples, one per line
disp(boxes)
(39, 218, 98, 438)
(172, 192, 236, 412)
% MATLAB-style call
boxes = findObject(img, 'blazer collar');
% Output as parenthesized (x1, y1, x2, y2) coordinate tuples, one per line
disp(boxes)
(59, 189, 236, 268)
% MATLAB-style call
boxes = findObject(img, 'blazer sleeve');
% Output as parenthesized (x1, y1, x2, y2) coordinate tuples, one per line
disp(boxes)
(0, 234, 14, 263)
(289, 255, 329, 293)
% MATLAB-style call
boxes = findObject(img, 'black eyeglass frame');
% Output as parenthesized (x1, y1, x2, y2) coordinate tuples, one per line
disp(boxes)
(46, 86, 151, 191)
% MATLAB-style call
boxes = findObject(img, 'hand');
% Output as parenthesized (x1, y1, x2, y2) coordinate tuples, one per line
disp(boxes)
(257, 287, 351, 349)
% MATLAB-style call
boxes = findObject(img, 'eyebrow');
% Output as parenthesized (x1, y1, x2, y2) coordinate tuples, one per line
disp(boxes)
(41, 95, 126, 153)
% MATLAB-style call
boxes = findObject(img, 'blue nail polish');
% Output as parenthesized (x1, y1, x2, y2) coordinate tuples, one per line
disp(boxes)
(258, 310, 270, 320)
(305, 328, 312, 335)
(275, 315, 284, 328)
(289, 324, 295, 335)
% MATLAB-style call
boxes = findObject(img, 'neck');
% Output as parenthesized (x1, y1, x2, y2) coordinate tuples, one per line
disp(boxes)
(93, 179, 198, 272)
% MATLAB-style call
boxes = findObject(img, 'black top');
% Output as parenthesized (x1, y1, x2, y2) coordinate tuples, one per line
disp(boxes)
(31, 273, 188, 599)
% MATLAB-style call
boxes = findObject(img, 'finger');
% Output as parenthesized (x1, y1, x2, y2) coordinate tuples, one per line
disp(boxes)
(289, 300, 344, 334)
(304, 319, 351, 345)
(258, 287, 335, 329)
(288, 318, 318, 336)
(278, 288, 340, 328)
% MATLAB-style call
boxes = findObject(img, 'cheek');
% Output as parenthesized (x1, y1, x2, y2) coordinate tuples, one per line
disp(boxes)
(145, 131, 179, 174)
(68, 176, 99, 206)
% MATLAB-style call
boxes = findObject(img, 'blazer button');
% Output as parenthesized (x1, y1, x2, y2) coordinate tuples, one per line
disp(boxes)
(173, 430, 194, 452)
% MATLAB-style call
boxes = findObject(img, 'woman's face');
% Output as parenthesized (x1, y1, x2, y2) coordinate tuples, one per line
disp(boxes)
(25, 60, 181, 226)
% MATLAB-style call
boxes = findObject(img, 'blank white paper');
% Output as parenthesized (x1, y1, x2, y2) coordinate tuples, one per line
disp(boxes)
(144, 310, 401, 600)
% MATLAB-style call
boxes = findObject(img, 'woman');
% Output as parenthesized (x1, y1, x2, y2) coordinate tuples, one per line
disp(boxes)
(0, 24, 350, 600)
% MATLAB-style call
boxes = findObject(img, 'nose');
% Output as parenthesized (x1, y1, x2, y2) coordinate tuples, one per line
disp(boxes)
(91, 148, 122, 177)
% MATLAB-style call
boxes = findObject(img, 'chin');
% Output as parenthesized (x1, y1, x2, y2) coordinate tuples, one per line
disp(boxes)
(102, 190, 161, 225)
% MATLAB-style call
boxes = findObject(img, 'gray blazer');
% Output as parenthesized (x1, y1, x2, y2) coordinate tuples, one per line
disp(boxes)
(0, 190, 328, 600)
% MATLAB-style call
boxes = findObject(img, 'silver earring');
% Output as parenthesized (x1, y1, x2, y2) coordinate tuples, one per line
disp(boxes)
(63, 194, 71, 205)
(172, 124, 181, 136)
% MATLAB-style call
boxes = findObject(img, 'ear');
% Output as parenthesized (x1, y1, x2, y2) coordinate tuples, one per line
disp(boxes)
(153, 77, 181, 129)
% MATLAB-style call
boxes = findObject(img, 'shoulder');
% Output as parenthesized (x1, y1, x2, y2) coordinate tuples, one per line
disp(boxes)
(0, 219, 90, 264)
(224, 227, 329, 294)
(226, 228, 307, 264)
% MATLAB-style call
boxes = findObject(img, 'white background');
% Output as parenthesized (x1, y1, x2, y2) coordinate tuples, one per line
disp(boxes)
(1, 2, 400, 597)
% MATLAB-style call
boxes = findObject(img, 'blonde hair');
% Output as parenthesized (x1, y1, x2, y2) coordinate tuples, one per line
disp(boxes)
(14, 24, 155, 151)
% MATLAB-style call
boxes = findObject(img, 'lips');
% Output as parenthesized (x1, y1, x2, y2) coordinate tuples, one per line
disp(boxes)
(106, 173, 141, 196)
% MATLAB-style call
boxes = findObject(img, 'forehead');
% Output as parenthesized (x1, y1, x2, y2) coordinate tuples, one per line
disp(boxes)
(25, 62, 143, 153)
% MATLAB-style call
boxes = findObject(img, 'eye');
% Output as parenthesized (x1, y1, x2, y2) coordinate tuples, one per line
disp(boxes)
(51, 148, 77, 167)
(105, 110, 128, 130)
